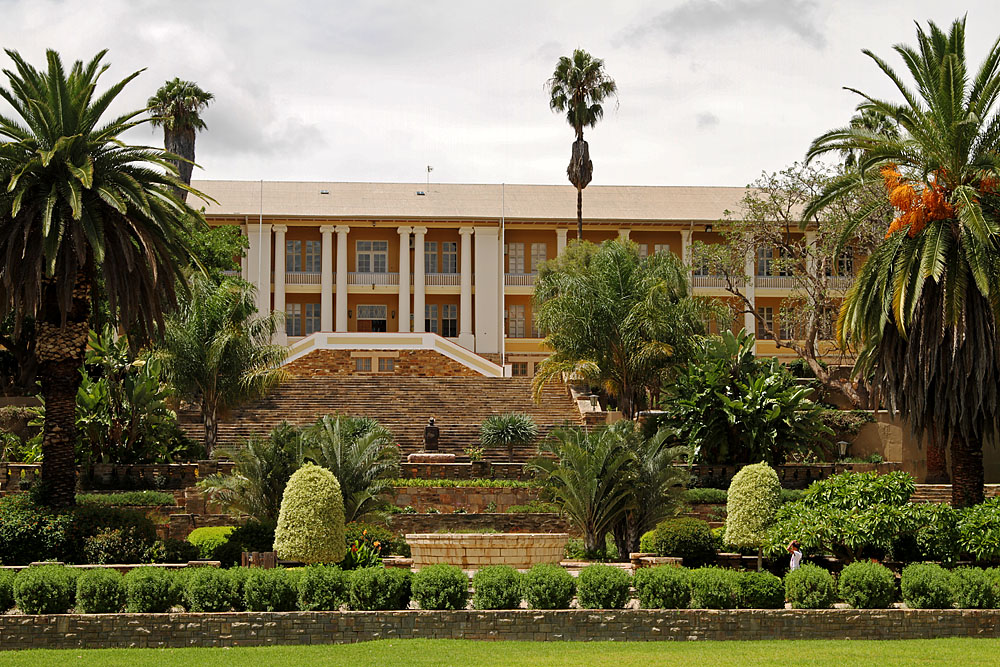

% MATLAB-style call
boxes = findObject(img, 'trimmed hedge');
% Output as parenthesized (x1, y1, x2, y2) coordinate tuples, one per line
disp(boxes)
(348, 567, 412, 611)
(242, 568, 298, 612)
(186, 526, 237, 561)
(411, 564, 469, 610)
(953, 567, 996, 609)
(274, 464, 346, 565)
(471, 565, 522, 610)
(184, 567, 235, 612)
(688, 567, 739, 609)
(785, 563, 836, 609)
(75, 568, 126, 614)
(838, 561, 896, 609)
(0, 568, 15, 611)
(522, 563, 575, 610)
(634, 565, 689, 609)
(648, 518, 716, 567)
(13, 564, 78, 614)
(576, 564, 631, 610)
(76, 491, 176, 507)
(901, 563, 955, 609)
(297, 565, 349, 611)
(123, 567, 174, 613)
(735, 570, 785, 609)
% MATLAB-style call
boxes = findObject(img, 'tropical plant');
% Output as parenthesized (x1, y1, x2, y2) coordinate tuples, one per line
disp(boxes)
(545, 48, 617, 239)
(197, 422, 304, 523)
(147, 78, 213, 197)
(303, 414, 400, 523)
(0, 50, 204, 506)
(725, 462, 782, 570)
(804, 17, 1000, 506)
(662, 330, 832, 464)
(533, 239, 719, 418)
(479, 412, 539, 462)
(158, 275, 287, 457)
(273, 463, 346, 565)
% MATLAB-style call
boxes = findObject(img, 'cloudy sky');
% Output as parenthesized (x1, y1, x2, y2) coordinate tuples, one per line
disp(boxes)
(1, 1, 998, 187)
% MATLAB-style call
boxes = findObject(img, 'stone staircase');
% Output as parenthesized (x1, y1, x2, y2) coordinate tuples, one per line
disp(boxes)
(909, 484, 1000, 504)
(179, 376, 582, 462)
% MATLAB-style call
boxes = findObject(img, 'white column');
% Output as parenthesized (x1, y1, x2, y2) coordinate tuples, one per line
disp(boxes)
(320, 225, 334, 332)
(458, 227, 475, 349)
(473, 226, 500, 354)
(413, 226, 427, 333)
(246, 223, 272, 316)
(397, 226, 412, 332)
(744, 249, 757, 334)
(272, 225, 288, 344)
(618, 228, 630, 241)
(335, 226, 349, 331)
(556, 228, 568, 255)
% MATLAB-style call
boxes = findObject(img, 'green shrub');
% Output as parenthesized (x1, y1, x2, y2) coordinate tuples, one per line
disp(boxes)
(344, 522, 407, 557)
(124, 567, 174, 613)
(576, 564, 631, 609)
(649, 518, 716, 567)
(471, 565, 522, 610)
(297, 565, 349, 611)
(784, 563, 836, 609)
(522, 563, 575, 609)
(901, 563, 955, 609)
(83, 527, 151, 565)
(63, 505, 158, 564)
(563, 535, 617, 561)
(13, 565, 78, 614)
(837, 561, 896, 609)
(227, 567, 250, 611)
(412, 564, 469, 610)
(210, 521, 278, 568)
(952, 567, 996, 609)
(76, 491, 176, 507)
(146, 539, 200, 564)
(638, 531, 656, 553)
(0, 568, 17, 611)
(168, 568, 194, 609)
(0, 495, 72, 565)
(274, 464, 346, 564)
(725, 463, 781, 554)
(186, 526, 237, 561)
(633, 565, 689, 609)
(688, 567, 739, 609)
(348, 567, 412, 610)
(242, 568, 297, 611)
(184, 567, 235, 612)
(735, 570, 785, 609)
(683, 488, 728, 504)
(75, 569, 126, 613)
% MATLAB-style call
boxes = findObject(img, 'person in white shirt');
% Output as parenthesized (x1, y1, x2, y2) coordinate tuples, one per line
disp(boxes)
(787, 540, 802, 570)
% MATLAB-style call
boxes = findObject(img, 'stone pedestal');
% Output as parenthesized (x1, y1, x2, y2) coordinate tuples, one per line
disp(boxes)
(407, 452, 457, 463)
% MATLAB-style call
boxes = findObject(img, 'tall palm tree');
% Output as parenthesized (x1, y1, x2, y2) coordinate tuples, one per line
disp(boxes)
(0, 50, 203, 507)
(545, 49, 617, 240)
(147, 78, 213, 200)
(804, 18, 1000, 507)
(158, 275, 287, 457)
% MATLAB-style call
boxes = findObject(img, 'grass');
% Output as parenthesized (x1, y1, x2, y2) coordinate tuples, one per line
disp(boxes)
(390, 478, 535, 488)
(0, 638, 997, 666)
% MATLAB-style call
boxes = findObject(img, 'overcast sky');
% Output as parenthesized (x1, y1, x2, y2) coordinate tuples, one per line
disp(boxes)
(1, 1, 998, 187)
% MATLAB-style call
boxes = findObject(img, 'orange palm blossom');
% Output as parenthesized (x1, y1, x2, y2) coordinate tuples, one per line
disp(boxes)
(880, 164, 954, 238)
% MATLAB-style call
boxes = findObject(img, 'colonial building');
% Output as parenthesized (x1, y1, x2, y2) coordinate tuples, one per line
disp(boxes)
(195, 180, 846, 375)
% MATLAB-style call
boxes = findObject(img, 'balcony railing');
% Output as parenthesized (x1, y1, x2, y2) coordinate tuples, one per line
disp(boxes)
(827, 275, 853, 290)
(755, 275, 796, 289)
(691, 275, 728, 288)
(425, 272, 461, 286)
(221, 270, 240, 277)
(505, 273, 536, 287)
(349, 272, 399, 286)
(285, 271, 321, 285)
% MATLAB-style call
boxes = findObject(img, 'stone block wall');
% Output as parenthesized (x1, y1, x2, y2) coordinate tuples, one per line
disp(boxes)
(407, 533, 568, 569)
(286, 349, 479, 378)
(390, 486, 540, 513)
(2, 609, 1000, 650)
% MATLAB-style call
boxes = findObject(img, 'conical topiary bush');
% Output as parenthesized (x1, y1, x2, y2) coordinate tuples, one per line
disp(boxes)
(273, 463, 347, 564)
(724, 462, 781, 570)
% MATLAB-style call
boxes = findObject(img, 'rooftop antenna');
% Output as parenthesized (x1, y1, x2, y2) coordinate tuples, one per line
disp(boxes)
(426, 165, 433, 190)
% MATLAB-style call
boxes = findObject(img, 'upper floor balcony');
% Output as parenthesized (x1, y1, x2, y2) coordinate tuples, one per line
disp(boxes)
(349, 272, 399, 286)
(505, 273, 536, 287)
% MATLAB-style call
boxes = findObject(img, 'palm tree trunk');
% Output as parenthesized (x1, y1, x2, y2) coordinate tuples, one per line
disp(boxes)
(35, 273, 92, 507)
(951, 436, 984, 508)
(203, 401, 218, 459)
(576, 186, 583, 240)
(164, 127, 195, 201)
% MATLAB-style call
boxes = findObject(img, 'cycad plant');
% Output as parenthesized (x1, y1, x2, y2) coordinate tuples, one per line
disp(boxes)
(804, 17, 1000, 506)
(479, 412, 539, 462)
(0, 50, 203, 506)
(303, 414, 400, 523)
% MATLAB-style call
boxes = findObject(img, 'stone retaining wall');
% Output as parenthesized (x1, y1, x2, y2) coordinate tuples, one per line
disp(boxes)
(390, 486, 540, 513)
(286, 349, 479, 377)
(2, 609, 998, 649)
(407, 533, 568, 569)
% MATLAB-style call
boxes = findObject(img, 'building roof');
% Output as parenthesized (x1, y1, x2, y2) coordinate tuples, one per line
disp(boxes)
(191, 180, 752, 223)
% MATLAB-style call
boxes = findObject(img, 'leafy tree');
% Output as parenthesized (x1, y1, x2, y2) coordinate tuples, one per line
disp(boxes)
(158, 276, 287, 457)
(273, 463, 346, 565)
(197, 422, 304, 523)
(147, 78, 213, 198)
(533, 239, 720, 419)
(479, 412, 539, 462)
(0, 50, 203, 506)
(186, 224, 247, 282)
(690, 162, 889, 407)
(545, 49, 617, 239)
(804, 18, 1000, 506)
(661, 330, 832, 465)
(302, 414, 400, 523)
(725, 462, 782, 570)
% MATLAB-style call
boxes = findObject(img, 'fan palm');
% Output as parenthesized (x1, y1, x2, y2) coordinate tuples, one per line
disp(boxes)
(158, 275, 287, 457)
(303, 414, 400, 523)
(147, 78, 213, 199)
(0, 50, 204, 506)
(804, 18, 1000, 506)
(545, 49, 617, 240)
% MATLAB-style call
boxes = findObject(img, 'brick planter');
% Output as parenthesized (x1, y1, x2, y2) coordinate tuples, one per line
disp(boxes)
(406, 532, 569, 569)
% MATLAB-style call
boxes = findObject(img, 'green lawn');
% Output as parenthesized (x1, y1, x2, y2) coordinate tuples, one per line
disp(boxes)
(0, 638, 997, 666)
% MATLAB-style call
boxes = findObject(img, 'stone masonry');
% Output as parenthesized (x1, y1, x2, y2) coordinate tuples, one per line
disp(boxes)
(406, 533, 568, 569)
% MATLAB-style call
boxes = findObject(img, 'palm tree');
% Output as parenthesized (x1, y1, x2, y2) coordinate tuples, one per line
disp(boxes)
(545, 49, 617, 240)
(479, 412, 539, 462)
(148, 78, 213, 200)
(804, 18, 1000, 507)
(303, 414, 400, 523)
(0, 50, 203, 507)
(158, 275, 287, 457)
